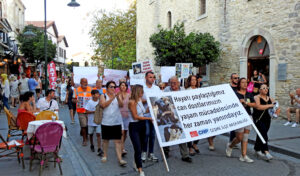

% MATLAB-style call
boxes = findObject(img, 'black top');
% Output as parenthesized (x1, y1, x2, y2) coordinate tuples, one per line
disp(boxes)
(236, 91, 254, 115)
(253, 96, 272, 121)
(231, 86, 237, 92)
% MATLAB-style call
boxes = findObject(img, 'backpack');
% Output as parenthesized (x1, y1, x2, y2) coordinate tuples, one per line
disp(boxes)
(93, 94, 106, 125)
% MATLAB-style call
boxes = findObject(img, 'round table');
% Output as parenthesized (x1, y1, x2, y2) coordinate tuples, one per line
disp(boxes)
(26, 120, 66, 139)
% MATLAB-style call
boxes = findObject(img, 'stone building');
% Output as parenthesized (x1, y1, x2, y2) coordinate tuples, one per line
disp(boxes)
(137, 0, 300, 112)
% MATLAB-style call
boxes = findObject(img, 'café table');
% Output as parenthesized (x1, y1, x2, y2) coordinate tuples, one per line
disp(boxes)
(27, 120, 67, 140)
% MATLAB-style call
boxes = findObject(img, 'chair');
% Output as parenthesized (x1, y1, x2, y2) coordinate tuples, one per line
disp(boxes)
(0, 134, 25, 169)
(35, 111, 58, 121)
(30, 122, 63, 176)
(4, 107, 22, 141)
(17, 112, 36, 141)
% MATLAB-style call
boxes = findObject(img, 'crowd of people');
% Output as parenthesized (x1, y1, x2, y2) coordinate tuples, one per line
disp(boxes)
(1, 69, 288, 176)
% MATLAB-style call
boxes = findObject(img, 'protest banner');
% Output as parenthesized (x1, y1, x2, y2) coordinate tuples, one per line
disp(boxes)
(132, 60, 153, 75)
(103, 69, 127, 85)
(47, 61, 57, 89)
(175, 63, 193, 79)
(146, 84, 264, 148)
(161, 66, 175, 83)
(73, 67, 98, 85)
(129, 69, 144, 85)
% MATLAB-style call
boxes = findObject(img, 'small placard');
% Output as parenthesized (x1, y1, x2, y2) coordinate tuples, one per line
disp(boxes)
(278, 63, 287, 81)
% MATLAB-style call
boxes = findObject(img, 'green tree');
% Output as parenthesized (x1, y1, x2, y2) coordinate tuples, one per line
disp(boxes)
(149, 23, 221, 67)
(90, 1, 136, 70)
(17, 25, 57, 64)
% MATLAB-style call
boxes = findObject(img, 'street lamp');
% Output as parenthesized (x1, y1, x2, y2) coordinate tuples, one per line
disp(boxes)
(43, 0, 80, 92)
(23, 29, 37, 38)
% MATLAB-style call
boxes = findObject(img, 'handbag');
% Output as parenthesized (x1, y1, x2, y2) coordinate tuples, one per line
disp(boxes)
(93, 94, 106, 125)
(247, 82, 254, 93)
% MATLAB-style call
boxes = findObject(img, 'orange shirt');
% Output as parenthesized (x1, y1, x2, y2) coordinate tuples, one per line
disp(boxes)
(73, 86, 92, 113)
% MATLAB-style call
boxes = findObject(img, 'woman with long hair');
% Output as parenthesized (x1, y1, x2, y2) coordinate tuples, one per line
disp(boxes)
(226, 78, 256, 163)
(185, 75, 201, 155)
(65, 79, 76, 124)
(1, 74, 10, 109)
(18, 91, 37, 114)
(10, 75, 19, 107)
(100, 81, 127, 166)
(253, 83, 278, 160)
(128, 85, 152, 176)
(118, 81, 130, 156)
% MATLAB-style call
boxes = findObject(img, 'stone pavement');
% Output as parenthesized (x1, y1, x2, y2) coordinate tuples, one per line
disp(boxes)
(1, 105, 300, 176)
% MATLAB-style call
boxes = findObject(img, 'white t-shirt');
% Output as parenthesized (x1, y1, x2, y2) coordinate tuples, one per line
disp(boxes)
(295, 95, 300, 108)
(102, 96, 123, 126)
(36, 97, 59, 111)
(85, 99, 99, 126)
(19, 78, 29, 92)
(142, 83, 161, 117)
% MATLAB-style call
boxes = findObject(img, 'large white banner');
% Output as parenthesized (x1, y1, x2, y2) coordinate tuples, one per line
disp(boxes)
(103, 69, 127, 85)
(146, 84, 254, 147)
(73, 67, 98, 85)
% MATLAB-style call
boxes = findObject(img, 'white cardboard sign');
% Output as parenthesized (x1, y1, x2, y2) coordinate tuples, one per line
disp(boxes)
(132, 60, 153, 75)
(161, 66, 176, 83)
(129, 69, 144, 85)
(103, 69, 127, 85)
(146, 84, 255, 147)
(73, 67, 98, 85)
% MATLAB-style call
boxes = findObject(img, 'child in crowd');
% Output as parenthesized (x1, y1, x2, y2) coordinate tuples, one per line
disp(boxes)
(85, 90, 103, 156)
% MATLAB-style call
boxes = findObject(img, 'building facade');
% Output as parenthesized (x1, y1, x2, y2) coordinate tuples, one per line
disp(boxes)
(26, 21, 68, 77)
(137, 0, 300, 112)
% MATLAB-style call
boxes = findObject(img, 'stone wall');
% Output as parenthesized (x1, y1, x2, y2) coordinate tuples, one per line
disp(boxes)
(136, 0, 300, 118)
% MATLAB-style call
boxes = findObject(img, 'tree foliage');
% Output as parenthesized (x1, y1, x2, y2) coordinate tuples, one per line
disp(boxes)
(17, 25, 57, 64)
(150, 23, 221, 67)
(89, 1, 136, 70)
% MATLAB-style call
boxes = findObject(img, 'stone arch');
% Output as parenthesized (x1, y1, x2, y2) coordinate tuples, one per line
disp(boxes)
(239, 28, 277, 97)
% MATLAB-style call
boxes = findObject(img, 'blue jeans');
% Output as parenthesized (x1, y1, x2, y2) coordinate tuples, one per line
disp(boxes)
(129, 121, 145, 169)
(3, 96, 9, 109)
(142, 120, 155, 153)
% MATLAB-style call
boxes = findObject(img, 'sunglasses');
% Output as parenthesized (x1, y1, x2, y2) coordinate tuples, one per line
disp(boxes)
(109, 86, 116, 89)
(232, 77, 239, 80)
(260, 87, 269, 90)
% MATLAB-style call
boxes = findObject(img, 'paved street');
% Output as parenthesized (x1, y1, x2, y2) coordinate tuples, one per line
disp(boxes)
(1, 105, 300, 176)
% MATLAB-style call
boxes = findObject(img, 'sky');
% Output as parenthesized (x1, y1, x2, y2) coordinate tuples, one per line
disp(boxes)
(22, 0, 131, 59)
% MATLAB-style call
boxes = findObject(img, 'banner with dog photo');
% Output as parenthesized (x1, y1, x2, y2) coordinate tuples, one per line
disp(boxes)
(146, 84, 258, 147)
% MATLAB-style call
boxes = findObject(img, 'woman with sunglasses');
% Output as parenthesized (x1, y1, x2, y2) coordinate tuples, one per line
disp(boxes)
(100, 81, 127, 166)
(128, 85, 152, 176)
(185, 75, 201, 155)
(226, 78, 256, 163)
(253, 84, 277, 160)
(118, 81, 130, 156)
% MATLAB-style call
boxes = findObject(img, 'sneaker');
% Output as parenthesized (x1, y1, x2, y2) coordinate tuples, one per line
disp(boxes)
(119, 159, 127, 167)
(122, 149, 127, 157)
(284, 121, 292, 126)
(255, 151, 265, 158)
(225, 143, 233, 157)
(97, 148, 104, 156)
(181, 157, 192, 163)
(101, 157, 107, 163)
(139, 171, 145, 176)
(208, 145, 215, 151)
(239, 155, 254, 163)
(148, 153, 158, 162)
(141, 152, 147, 162)
(90, 145, 95, 152)
(265, 152, 273, 160)
(291, 123, 299, 128)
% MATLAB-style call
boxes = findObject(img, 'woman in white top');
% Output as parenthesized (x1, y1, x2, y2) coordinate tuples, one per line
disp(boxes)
(1, 74, 10, 109)
(10, 75, 19, 107)
(35, 74, 42, 100)
(128, 85, 152, 176)
(100, 81, 127, 166)
(60, 78, 67, 105)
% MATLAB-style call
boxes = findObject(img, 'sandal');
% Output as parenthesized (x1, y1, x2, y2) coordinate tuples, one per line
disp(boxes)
(189, 148, 196, 156)
(101, 157, 107, 163)
(122, 149, 127, 157)
(82, 141, 87, 146)
(193, 145, 200, 154)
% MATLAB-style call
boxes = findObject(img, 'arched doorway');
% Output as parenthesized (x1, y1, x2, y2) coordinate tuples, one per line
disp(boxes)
(247, 35, 270, 85)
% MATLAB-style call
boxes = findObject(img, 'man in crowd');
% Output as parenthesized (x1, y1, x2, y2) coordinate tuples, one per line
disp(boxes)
(163, 76, 192, 163)
(93, 79, 106, 95)
(19, 73, 29, 95)
(73, 78, 92, 146)
(142, 71, 160, 162)
(229, 73, 239, 145)
(285, 88, 300, 127)
(28, 74, 38, 98)
(36, 89, 59, 112)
